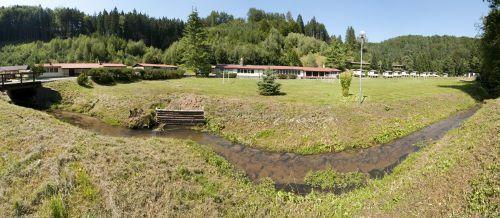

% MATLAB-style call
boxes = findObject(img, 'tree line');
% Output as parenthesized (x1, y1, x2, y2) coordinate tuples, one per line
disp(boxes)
(0, 5, 184, 49)
(0, 6, 331, 49)
(0, 5, 484, 78)
(367, 35, 481, 75)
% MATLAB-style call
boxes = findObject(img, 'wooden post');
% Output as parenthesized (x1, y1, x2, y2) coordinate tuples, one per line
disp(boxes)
(20, 73, 23, 84)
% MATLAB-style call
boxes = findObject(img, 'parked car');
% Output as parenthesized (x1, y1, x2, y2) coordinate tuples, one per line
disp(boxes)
(353, 70, 365, 77)
(368, 70, 379, 78)
(383, 71, 393, 78)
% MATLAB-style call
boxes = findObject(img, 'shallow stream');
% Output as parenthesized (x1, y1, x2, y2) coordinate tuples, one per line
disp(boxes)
(50, 105, 479, 193)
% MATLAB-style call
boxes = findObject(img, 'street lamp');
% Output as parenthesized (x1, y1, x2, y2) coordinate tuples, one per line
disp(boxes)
(359, 31, 366, 104)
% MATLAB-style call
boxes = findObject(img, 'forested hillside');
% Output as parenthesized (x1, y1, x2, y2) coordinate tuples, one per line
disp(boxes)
(0, 35, 162, 66)
(0, 5, 481, 76)
(368, 35, 481, 74)
(0, 5, 184, 49)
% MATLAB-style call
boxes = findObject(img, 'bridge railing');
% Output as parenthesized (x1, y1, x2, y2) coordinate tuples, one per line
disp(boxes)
(0, 72, 38, 85)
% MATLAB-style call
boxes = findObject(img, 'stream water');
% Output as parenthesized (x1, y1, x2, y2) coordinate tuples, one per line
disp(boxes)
(50, 105, 480, 193)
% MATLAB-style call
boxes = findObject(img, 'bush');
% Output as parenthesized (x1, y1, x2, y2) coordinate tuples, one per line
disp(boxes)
(87, 68, 115, 85)
(277, 74, 288, 79)
(258, 70, 282, 96)
(76, 73, 91, 87)
(139, 69, 185, 80)
(305, 168, 368, 191)
(111, 68, 140, 82)
(228, 72, 237, 78)
(339, 71, 353, 97)
(276, 74, 298, 79)
(83, 68, 185, 86)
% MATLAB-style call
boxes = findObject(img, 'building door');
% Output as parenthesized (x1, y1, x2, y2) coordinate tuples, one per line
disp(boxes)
(69, 69, 75, 76)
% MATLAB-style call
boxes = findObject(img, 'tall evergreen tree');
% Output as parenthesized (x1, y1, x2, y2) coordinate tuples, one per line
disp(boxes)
(345, 26, 357, 51)
(181, 10, 211, 76)
(296, 14, 305, 34)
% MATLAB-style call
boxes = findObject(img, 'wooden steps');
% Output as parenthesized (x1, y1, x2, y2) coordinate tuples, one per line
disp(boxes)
(156, 108, 205, 126)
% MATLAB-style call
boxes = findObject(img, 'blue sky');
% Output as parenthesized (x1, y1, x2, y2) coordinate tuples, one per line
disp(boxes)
(0, 0, 491, 42)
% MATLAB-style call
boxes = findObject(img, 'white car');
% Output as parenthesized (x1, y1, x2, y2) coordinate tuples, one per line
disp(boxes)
(410, 71, 418, 77)
(368, 70, 379, 78)
(393, 71, 401, 77)
(353, 70, 364, 77)
(383, 71, 393, 78)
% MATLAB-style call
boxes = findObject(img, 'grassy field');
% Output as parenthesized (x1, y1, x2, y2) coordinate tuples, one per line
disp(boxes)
(0, 94, 497, 216)
(45, 77, 486, 154)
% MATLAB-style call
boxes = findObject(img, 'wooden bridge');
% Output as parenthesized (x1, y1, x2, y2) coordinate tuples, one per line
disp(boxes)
(156, 108, 206, 126)
(0, 72, 41, 91)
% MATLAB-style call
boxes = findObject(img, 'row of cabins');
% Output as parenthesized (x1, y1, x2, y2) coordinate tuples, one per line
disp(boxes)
(1, 63, 340, 79)
(359, 70, 447, 78)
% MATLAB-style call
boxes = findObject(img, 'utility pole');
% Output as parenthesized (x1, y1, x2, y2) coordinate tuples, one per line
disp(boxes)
(359, 31, 366, 104)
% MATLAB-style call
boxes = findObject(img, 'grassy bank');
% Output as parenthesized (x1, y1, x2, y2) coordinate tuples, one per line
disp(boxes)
(45, 77, 485, 154)
(0, 95, 498, 216)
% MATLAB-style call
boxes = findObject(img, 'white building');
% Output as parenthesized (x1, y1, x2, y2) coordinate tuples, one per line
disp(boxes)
(214, 64, 340, 79)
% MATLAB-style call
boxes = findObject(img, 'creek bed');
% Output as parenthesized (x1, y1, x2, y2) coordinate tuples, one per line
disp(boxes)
(50, 105, 480, 193)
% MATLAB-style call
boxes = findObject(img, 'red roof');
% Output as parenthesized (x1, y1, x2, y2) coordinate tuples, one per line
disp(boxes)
(216, 64, 340, 72)
(43, 63, 126, 69)
(134, 63, 178, 68)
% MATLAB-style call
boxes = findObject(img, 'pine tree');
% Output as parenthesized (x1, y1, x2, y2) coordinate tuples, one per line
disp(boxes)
(345, 26, 357, 51)
(296, 14, 305, 34)
(181, 10, 211, 76)
(258, 70, 282, 96)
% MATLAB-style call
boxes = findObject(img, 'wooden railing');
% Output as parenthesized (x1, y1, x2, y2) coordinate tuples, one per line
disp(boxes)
(0, 72, 38, 86)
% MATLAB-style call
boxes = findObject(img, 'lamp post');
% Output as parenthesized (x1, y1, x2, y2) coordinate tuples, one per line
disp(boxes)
(359, 31, 366, 104)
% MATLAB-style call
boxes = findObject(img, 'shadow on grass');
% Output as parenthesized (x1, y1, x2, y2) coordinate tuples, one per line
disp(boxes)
(7, 86, 62, 109)
(438, 81, 489, 101)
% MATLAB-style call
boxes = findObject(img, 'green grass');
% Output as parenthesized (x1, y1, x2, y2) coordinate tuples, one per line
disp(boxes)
(0, 94, 498, 216)
(45, 77, 486, 154)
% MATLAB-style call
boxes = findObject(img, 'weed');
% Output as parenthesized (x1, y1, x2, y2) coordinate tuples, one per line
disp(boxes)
(50, 195, 68, 218)
(13, 200, 31, 216)
(467, 163, 499, 216)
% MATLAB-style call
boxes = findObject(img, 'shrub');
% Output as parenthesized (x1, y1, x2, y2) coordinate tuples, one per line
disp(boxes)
(339, 71, 353, 97)
(277, 74, 288, 79)
(87, 68, 115, 85)
(139, 69, 185, 80)
(276, 74, 298, 79)
(76, 73, 91, 87)
(111, 68, 140, 82)
(305, 168, 368, 191)
(258, 70, 282, 96)
(228, 72, 237, 78)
